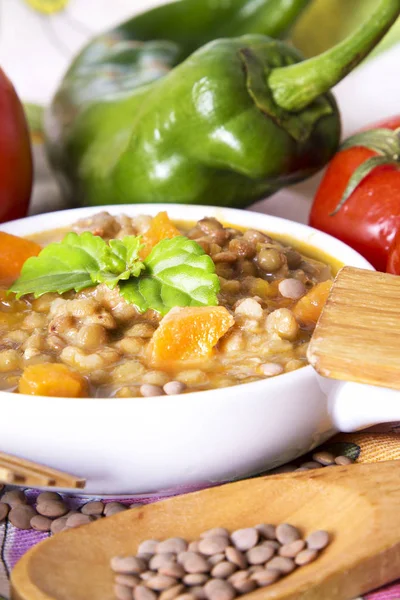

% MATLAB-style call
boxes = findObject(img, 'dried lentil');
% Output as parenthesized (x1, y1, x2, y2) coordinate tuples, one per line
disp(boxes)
(275, 523, 301, 545)
(294, 549, 319, 566)
(0, 502, 10, 523)
(230, 528, 258, 551)
(183, 574, 208, 587)
(159, 585, 185, 600)
(246, 545, 274, 565)
(306, 530, 330, 551)
(157, 538, 188, 554)
(104, 503, 127, 517)
(110, 522, 331, 600)
(279, 540, 306, 558)
(146, 575, 179, 591)
(335, 455, 353, 466)
(1, 489, 27, 507)
(66, 513, 94, 528)
(111, 556, 147, 575)
(36, 499, 68, 518)
(224, 548, 247, 570)
(304, 462, 324, 471)
(312, 451, 335, 466)
(135, 585, 157, 600)
(250, 569, 280, 586)
(115, 574, 141, 588)
(114, 583, 133, 600)
(81, 500, 104, 516)
(266, 556, 295, 574)
(198, 535, 230, 555)
(51, 516, 69, 534)
(30, 515, 53, 532)
(9, 505, 37, 529)
(204, 579, 236, 600)
(211, 562, 237, 579)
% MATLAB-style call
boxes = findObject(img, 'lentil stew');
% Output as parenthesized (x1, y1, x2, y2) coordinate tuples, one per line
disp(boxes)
(0, 212, 335, 398)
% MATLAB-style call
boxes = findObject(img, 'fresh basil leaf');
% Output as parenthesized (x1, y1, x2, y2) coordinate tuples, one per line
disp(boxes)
(9, 229, 218, 315)
(10, 232, 145, 298)
(103, 240, 127, 274)
(119, 278, 163, 314)
(119, 236, 145, 277)
(120, 236, 220, 315)
(10, 233, 107, 298)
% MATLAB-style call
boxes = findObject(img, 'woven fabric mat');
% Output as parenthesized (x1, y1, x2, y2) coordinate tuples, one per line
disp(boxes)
(2, 426, 400, 600)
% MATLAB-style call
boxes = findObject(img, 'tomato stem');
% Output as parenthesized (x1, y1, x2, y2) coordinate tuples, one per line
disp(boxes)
(330, 127, 400, 215)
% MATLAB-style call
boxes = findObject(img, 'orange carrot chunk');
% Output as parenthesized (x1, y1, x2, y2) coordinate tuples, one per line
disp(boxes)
(293, 280, 333, 326)
(148, 306, 234, 366)
(140, 212, 181, 259)
(19, 363, 89, 398)
(0, 232, 41, 283)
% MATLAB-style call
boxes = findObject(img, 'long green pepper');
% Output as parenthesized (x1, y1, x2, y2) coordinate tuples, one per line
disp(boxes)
(46, 0, 400, 208)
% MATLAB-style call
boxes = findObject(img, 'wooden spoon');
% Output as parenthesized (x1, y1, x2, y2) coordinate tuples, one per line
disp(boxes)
(10, 460, 400, 600)
(11, 267, 400, 599)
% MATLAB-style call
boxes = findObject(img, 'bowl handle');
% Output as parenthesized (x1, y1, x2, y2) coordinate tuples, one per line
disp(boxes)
(317, 376, 400, 432)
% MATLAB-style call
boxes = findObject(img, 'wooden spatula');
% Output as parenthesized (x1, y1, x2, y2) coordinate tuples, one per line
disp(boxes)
(307, 266, 400, 390)
(10, 460, 400, 600)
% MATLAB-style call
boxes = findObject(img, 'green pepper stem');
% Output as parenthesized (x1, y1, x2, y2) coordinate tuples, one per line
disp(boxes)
(269, 0, 400, 111)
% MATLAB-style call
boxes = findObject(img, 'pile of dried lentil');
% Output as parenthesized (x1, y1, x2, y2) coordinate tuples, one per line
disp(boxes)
(111, 524, 330, 600)
(0, 450, 354, 533)
(0, 488, 133, 532)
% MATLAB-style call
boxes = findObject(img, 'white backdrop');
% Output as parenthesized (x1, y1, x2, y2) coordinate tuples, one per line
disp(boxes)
(1, 0, 399, 220)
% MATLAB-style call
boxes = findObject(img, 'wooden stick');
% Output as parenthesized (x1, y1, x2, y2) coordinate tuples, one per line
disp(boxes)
(0, 451, 85, 489)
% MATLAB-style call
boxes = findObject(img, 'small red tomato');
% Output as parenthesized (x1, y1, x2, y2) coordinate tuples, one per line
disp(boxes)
(309, 116, 400, 272)
(0, 68, 33, 223)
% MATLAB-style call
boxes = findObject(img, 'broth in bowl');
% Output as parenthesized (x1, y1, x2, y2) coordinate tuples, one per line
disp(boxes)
(0, 211, 334, 398)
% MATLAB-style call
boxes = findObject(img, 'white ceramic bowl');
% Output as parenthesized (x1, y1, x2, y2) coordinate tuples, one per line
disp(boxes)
(1, 204, 397, 496)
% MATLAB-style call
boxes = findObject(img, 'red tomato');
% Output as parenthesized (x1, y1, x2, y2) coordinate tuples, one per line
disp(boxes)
(309, 116, 400, 272)
(0, 68, 33, 223)
(387, 231, 400, 275)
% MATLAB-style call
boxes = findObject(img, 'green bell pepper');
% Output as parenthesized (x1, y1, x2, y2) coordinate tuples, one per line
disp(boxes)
(46, 0, 400, 208)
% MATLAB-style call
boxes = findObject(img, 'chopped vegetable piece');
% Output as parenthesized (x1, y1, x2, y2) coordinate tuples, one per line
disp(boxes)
(0, 232, 41, 283)
(148, 306, 234, 366)
(140, 212, 181, 259)
(293, 280, 332, 326)
(18, 364, 89, 397)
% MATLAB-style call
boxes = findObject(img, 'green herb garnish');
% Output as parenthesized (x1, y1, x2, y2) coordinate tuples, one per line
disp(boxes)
(10, 234, 220, 315)
(119, 236, 220, 314)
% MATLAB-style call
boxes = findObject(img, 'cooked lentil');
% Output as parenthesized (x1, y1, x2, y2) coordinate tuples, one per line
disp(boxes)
(0, 213, 334, 397)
